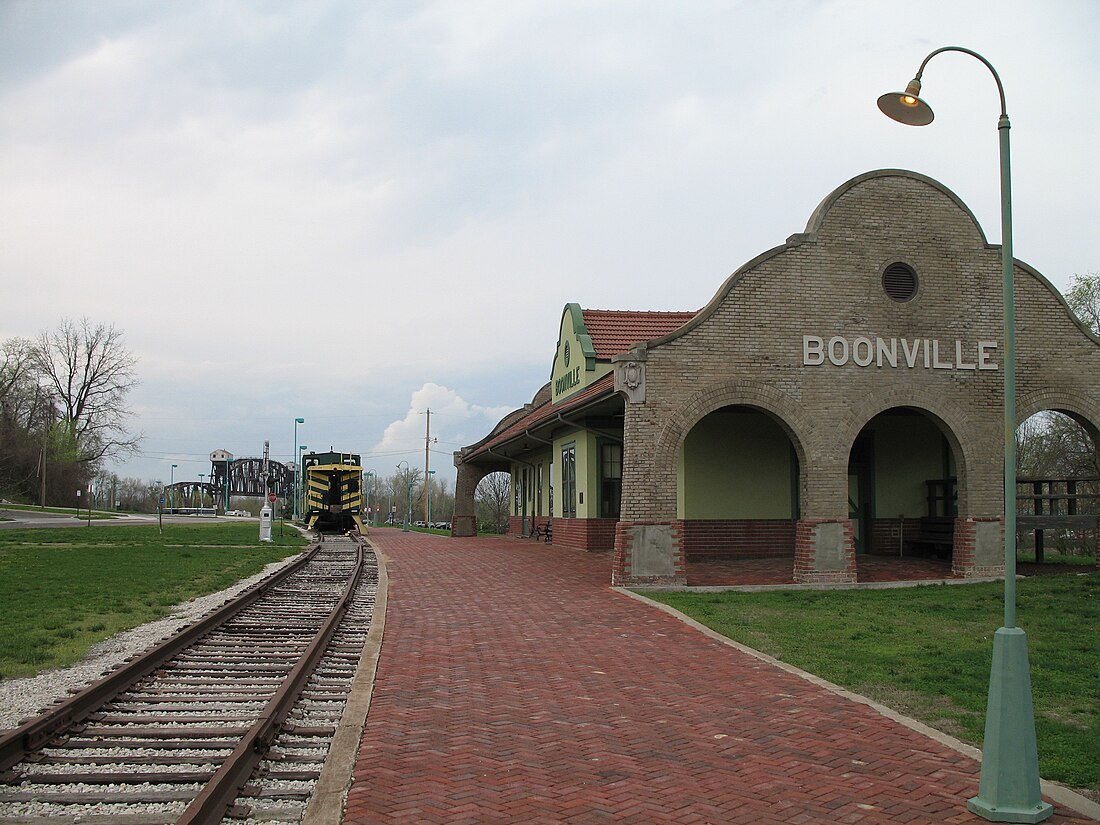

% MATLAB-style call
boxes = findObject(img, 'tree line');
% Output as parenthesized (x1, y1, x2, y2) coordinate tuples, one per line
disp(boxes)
(0, 318, 139, 508)
(359, 467, 511, 533)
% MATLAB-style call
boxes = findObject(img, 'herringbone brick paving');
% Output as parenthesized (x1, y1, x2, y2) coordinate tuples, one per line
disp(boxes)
(342, 532, 1092, 824)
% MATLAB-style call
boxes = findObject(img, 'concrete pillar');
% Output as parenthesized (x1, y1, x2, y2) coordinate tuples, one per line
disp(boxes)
(612, 520, 686, 587)
(792, 518, 856, 583)
(952, 516, 1005, 578)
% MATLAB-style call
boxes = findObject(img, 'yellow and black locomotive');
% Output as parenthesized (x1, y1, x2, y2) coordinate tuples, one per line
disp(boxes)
(302, 451, 366, 533)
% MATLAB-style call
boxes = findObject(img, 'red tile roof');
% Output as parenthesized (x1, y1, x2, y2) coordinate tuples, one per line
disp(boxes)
(581, 309, 697, 359)
(462, 373, 617, 460)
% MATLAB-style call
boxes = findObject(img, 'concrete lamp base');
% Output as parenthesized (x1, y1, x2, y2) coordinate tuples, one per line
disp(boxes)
(966, 627, 1053, 823)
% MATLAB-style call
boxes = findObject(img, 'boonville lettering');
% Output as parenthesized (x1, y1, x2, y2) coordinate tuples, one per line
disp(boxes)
(803, 335, 999, 370)
(555, 366, 582, 395)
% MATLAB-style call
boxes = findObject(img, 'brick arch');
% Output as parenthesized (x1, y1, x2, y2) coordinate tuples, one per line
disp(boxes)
(1017, 388, 1100, 441)
(653, 380, 813, 487)
(835, 388, 974, 513)
(452, 459, 510, 537)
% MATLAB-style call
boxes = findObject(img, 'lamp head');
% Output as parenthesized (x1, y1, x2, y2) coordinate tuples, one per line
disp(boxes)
(295, 417, 305, 423)
(877, 78, 934, 126)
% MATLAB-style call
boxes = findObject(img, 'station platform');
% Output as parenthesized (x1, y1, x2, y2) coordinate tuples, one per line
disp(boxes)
(328, 531, 1096, 824)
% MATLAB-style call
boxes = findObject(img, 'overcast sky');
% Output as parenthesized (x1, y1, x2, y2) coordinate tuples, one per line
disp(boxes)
(2, 0, 1097, 490)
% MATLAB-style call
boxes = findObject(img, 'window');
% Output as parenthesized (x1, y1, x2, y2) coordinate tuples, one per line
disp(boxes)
(600, 442, 622, 519)
(561, 445, 576, 518)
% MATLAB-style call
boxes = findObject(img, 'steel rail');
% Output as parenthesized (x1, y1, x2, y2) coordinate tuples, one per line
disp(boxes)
(0, 543, 321, 774)
(178, 536, 366, 824)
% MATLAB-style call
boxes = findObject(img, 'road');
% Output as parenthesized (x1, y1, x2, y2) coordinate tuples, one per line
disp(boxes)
(0, 508, 256, 530)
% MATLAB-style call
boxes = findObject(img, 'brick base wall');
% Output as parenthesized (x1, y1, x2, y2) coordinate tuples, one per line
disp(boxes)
(508, 516, 616, 551)
(554, 518, 617, 551)
(680, 519, 795, 560)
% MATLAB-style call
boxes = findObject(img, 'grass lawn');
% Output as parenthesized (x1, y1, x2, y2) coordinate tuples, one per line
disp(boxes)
(0, 523, 306, 680)
(644, 573, 1099, 793)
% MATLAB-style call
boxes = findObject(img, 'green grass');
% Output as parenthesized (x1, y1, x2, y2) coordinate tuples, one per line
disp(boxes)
(0, 523, 306, 679)
(644, 574, 1100, 793)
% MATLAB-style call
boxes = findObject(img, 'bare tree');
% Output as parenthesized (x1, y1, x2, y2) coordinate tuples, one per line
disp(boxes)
(476, 471, 511, 533)
(1066, 271, 1100, 334)
(32, 318, 140, 464)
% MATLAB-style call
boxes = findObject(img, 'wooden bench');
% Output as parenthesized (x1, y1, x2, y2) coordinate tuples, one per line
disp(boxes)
(907, 516, 953, 559)
(533, 520, 552, 543)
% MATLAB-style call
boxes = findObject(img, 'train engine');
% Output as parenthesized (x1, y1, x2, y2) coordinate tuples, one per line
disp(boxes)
(303, 451, 366, 534)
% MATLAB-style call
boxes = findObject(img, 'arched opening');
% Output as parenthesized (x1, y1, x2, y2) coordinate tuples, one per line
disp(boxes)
(847, 407, 959, 575)
(1015, 410, 1100, 568)
(475, 471, 513, 535)
(678, 405, 800, 581)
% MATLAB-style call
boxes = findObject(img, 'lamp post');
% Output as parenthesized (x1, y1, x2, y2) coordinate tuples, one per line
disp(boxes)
(878, 47, 1051, 823)
(197, 473, 205, 512)
(364, 470, 375, 526)
(298, 445, 308, 521)
(397, 461, 411, 531)
(170, 464, 177, 512)
(292, 418, 305, 520)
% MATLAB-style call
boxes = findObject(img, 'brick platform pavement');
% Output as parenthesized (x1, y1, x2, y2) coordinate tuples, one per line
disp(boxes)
(341, 532, 1095, 824)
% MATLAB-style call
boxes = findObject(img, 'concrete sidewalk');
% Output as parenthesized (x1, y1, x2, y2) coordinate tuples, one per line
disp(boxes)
(334, 531, 1096, 824)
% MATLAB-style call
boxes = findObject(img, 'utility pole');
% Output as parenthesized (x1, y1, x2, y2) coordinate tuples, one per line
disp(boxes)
(424, 409, 437, 525)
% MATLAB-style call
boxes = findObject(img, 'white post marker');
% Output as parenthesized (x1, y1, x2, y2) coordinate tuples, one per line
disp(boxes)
(259, 502, 273, 543)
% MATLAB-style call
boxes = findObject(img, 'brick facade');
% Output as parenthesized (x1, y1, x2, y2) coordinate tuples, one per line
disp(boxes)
(611, 170, 1100, 586)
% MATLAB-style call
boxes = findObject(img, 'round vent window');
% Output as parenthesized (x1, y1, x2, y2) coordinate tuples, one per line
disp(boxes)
(882, 262, 918, 303)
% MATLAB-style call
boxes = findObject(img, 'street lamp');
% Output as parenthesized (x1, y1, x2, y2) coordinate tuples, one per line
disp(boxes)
(170, 464, 177, 512)
(298, 445, 308, 521)
(197, 473, 205, 512)
(879, 47, 1051, 823)
(397, 461, 411, 531)
(293, 418, 305, 520)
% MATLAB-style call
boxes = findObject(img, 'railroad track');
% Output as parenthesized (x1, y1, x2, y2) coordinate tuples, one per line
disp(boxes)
(0, 534, 378, 824)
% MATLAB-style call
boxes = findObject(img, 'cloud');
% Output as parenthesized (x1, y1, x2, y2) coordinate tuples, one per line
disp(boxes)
(365, 382, 513, 481)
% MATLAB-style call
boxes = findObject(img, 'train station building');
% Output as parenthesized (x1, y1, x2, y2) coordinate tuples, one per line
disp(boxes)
(452, 169, 1100, 586)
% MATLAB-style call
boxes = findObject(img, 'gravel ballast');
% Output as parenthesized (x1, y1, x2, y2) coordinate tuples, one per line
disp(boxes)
(0, 554, 302, 731)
